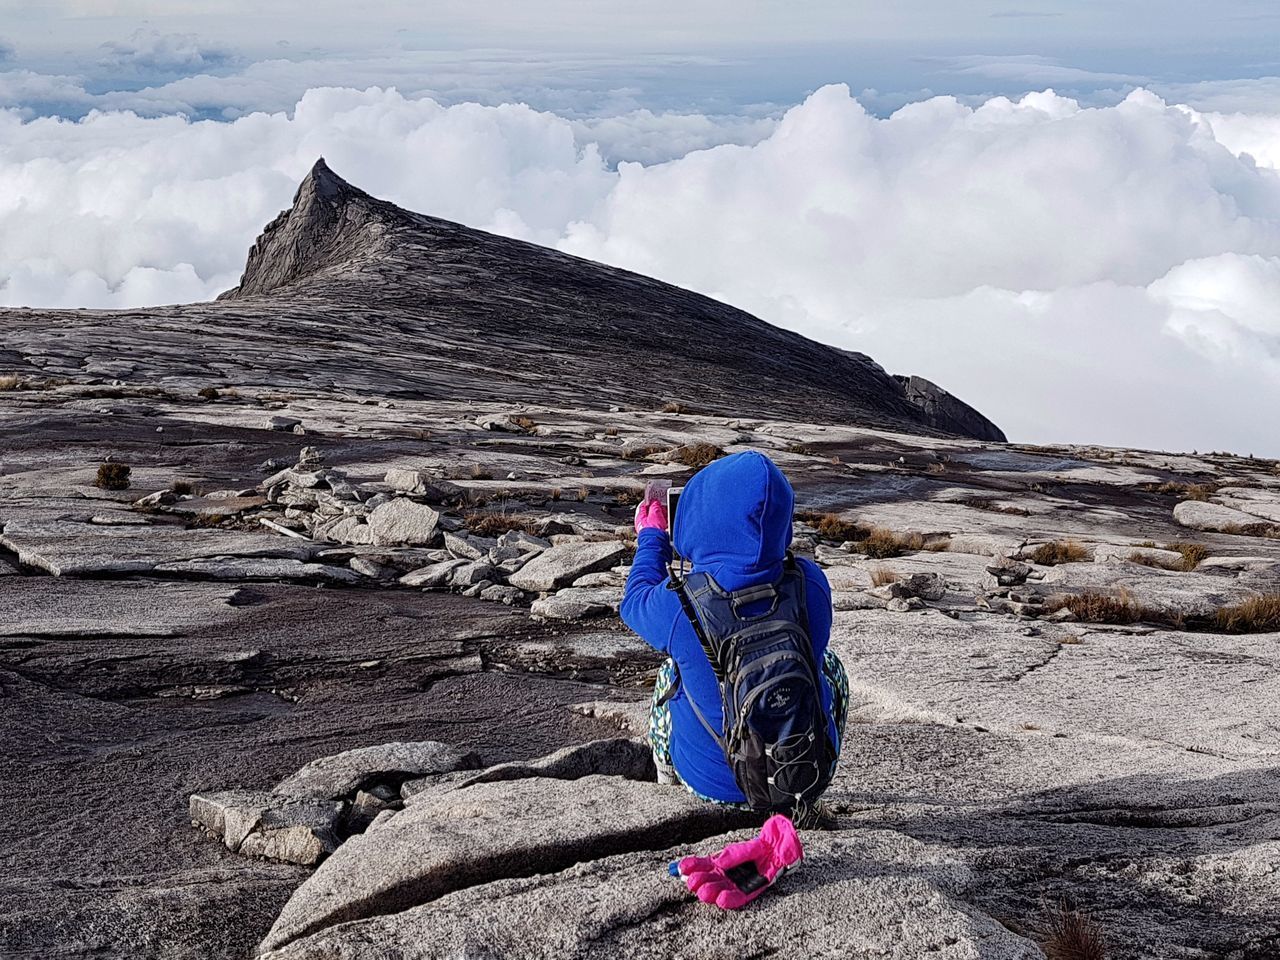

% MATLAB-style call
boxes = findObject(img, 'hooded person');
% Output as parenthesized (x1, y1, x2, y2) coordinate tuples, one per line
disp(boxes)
(621, 450, 849, 806)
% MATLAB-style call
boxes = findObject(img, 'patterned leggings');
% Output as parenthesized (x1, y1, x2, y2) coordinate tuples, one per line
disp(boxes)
(648, 650, 850, 806)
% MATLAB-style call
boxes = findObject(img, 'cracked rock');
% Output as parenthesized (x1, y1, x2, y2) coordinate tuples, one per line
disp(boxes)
(507, 540, 629, 592)
(276, 741, 484, 802)
(189, 790, 342, 867)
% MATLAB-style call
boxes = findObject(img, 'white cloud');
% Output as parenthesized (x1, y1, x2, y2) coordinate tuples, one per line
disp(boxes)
(2, 84, 1280, 454)
(98, 28, 236, 75)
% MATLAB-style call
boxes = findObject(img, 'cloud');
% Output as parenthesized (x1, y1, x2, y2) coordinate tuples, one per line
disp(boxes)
(2, 84, 1280, 454)
(98, 28, 236, 75)
(943, 55, 1144, 86)
(0, 38, 14, 63)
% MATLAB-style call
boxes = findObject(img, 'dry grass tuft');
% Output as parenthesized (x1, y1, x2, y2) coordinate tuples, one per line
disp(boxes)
(189, 513, 227, 528)
(1046, 588, 1178, 627)
(197, 386, 220, 401)
(669, 443, 724, 469)
(1143, 480, 1218, 501)
(870, 567, 900, 587)
(1167, 541, 1210, 571)
(796, 511, 869, 543)
(659, 401, 689, 414)
(170, 479, 195, 495)
(464, 511, 541, 537)
(0, 374, 23, 391)
(1042, 901, 1107, 960)
(853, 527, 925, 559)
(468, 463, 494, 481)
(957, 496, 1031, 517)
(508, 414, 538, 434)
(93, 463, 132, 491)
(923, 538, 952, 552)
(1031, 540, 1090, 566)
(1214, 594, 1280, 633)
(785, 442, 822, 457)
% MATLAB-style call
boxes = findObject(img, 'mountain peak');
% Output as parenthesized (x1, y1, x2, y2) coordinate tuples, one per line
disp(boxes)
(219, 158, 396, 300)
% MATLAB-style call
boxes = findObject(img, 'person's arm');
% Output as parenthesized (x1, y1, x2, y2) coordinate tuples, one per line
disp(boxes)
(621, 504, 679, 653)
(798, 557, 833, 656)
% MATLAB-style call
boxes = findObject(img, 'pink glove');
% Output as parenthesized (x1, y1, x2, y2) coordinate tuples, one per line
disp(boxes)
(634, 499, 669, 534)
(676, 814, 803, 910)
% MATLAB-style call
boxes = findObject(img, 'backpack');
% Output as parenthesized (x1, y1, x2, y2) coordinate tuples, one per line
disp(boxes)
(664, 556, 835, 814)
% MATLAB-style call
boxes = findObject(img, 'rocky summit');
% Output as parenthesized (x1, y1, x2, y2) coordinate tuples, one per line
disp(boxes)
(1, 162, 1278, 960)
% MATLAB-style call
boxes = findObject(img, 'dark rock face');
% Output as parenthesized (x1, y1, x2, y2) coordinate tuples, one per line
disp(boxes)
(0, 156, 1001, 441)
(894, 374, 1007, 443)
(219, 159, 400, 300)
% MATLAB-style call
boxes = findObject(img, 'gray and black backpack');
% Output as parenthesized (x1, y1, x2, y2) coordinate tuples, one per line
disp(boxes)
(665, 556, 835, 813)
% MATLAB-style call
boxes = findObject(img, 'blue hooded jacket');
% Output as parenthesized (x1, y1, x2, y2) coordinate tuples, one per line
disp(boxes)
(620, 450, 835, 803)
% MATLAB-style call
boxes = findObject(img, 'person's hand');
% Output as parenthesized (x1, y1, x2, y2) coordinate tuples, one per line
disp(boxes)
(676, 814, 803, 910)
(634, 499, 669, 534)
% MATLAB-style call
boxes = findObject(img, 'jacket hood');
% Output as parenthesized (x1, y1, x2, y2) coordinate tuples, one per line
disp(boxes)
(673, 450, 794, 588)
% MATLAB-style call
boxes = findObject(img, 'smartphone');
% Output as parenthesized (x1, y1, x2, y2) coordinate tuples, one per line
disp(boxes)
(666, 486, 683, 536)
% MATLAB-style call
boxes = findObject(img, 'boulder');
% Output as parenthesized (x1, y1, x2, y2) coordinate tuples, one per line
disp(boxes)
(258, 828, 1040, 960)
(258, 775, 754, 955)
(479, 583, 525, 605)
(399, 559, 466, 589)
(312, 515, 374, 545)
(508, 540, 629, 592)
(276, 741, 483, 801)
(267, 416, 302, 432)
(450, 561, 499, 588)
(384, 469, 461, 500)
(443, 531, 497, 561)
(531, 586, 622, 620)
(1173, 499, 1267, 533)
(368, 498, 441, 546)
(189, 790, 342, 867)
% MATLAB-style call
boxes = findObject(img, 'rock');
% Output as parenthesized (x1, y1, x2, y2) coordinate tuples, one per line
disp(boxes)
(153, 558, 361, 584)
(458, 738, 655, 788)
(450, 561, 499, 588)
(1173, 499, 1267, 533)
(189, 790, 342, 867)
(258, 828, 1038, 960)
(383, 469, 461, 499)
(134, 490, 179, 508)
(887, 596, 925, 612)
(530, 594, 610, 621)
(349, 557, 394, 579)
(567, 700, 649, 736)
(459, 580, 492, 598)
(367, 498, 441, 546)
(1041, 560, 1259, 619)
(345, 789, 395, 833)
(312, 515, 374, 545)
(275, 741, 483, 802)
(258, 775, 753, 955)
(399, 559, 466, 589)
(897, 572, 947, 601)
(443, 531, 496, 561)
(508, 540, 629, 592)
(298, 446, 325, 466)
(572, 571, 623, 588)
(479, 584, 524, 605)
(267, 416, 302, 432)
(894, 374, 1007, 443)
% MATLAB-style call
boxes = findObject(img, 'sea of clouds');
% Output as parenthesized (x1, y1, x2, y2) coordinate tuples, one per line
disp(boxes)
(2, 83, 1279, 454)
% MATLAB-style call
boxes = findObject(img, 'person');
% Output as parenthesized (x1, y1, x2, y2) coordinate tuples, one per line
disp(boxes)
(621, 450, 848, 811)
